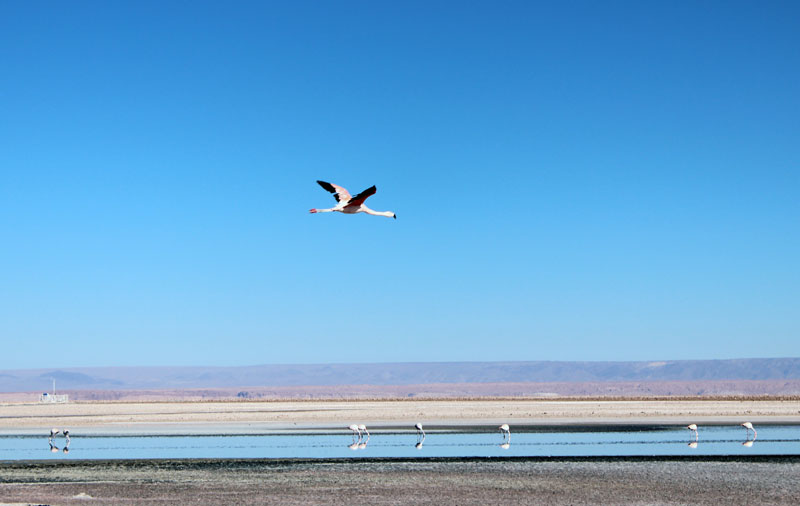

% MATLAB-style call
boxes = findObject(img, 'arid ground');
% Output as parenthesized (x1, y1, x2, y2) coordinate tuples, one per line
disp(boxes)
(1, 457, 799, 505)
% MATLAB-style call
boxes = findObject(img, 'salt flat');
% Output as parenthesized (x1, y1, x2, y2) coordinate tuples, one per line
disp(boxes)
(2, 398, 799, 435)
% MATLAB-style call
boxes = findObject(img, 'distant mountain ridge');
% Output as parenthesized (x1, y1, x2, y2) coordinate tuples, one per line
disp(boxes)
(1, 358, 799, 393)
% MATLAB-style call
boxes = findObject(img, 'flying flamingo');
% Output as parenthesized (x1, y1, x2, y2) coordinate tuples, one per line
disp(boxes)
(742, 422, 757, 439)
(310, 181, 396, 219)
(686, 424, 698, 441)
(499, 424, 510, 441)
(348, 424, 361, 441)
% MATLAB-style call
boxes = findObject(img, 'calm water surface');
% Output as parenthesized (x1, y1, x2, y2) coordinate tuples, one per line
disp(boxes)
(2, 426, 798, 460)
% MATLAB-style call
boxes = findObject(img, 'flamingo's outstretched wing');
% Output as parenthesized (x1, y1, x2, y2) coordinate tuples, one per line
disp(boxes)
(347, 185, 377, 207)
(317, 180, 351, 203)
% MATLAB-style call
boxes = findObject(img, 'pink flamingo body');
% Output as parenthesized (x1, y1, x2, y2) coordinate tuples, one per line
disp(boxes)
(310, 181, 396, 219)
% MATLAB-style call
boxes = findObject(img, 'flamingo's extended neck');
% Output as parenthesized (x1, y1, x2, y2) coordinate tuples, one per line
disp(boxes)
(361, 206, 396, 219)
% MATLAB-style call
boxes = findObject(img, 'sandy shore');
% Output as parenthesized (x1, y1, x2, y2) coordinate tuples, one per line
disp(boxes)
(2, 398, 799, 435)
(1, 457, 799, 505)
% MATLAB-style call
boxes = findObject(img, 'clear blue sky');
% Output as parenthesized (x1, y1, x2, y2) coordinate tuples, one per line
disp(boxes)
(1, 1, 798, 369)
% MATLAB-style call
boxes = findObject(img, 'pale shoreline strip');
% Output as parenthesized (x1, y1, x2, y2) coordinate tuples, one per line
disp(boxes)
(1, 398, 799, 435)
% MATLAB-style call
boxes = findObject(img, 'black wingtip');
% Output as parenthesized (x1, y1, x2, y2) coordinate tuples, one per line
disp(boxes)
(316, 180, 336, 192)
(393, 213, 397, 219)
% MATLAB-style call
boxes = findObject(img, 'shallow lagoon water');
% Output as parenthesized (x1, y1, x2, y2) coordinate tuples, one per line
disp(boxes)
(3, 425, 798, 461)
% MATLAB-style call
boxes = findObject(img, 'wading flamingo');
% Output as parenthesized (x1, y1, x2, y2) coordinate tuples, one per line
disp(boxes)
(348, 424, 361, 441)
(415, 423, 425, 440)
(499, 424, 510, 441)
(686, 424, 698, 441)
(310, 181, 396, 219)
(358, 424, 370, 441)
(742, 422, 757, 439)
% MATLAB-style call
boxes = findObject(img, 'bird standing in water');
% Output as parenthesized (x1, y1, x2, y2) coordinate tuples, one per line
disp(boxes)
(358, 424, 370, 441)
(499, 424, 511, 442)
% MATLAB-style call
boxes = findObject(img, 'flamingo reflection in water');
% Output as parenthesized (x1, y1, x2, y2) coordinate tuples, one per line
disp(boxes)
(347, 440, 369, 451)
